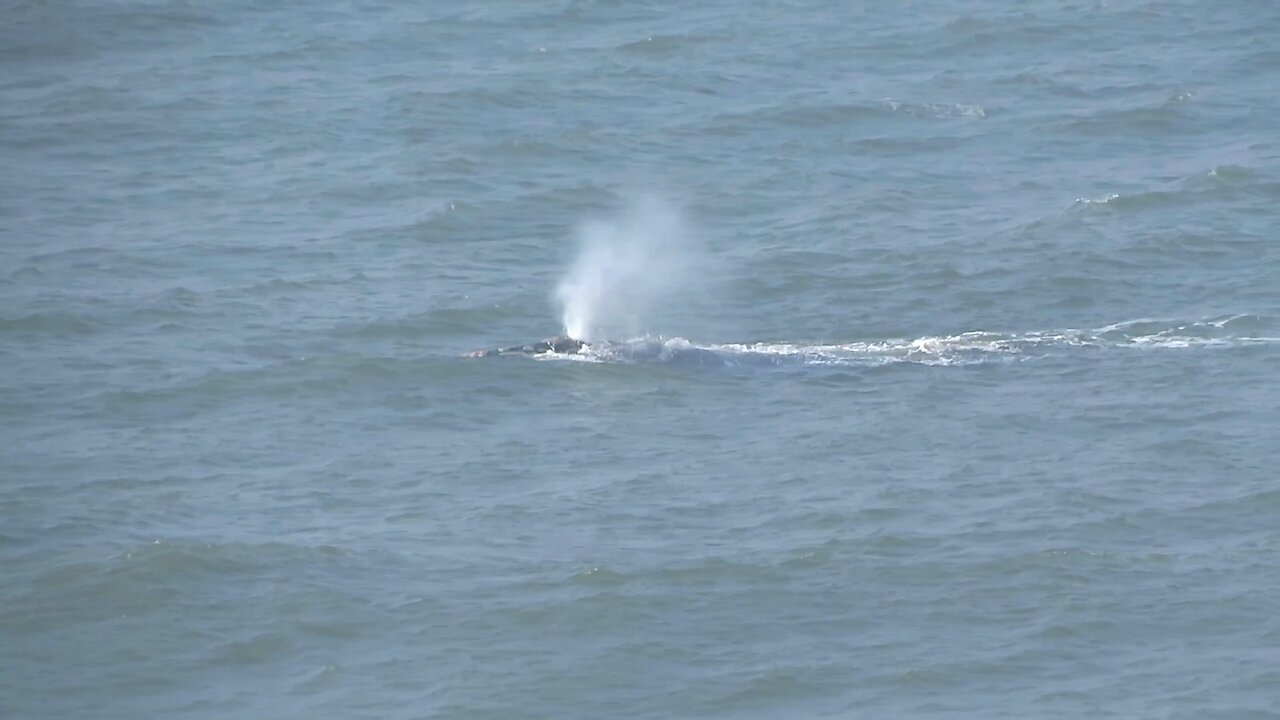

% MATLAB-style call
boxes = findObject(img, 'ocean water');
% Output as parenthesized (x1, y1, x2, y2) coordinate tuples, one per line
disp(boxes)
(3, 0, 1279, 717)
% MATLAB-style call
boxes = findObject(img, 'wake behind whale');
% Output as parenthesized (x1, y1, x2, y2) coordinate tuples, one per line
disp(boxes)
(468, 200, 1277, 368)
(468, 315, 1280, 369)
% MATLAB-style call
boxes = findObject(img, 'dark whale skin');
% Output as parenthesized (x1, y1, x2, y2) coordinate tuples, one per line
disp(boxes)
(466, 335, 587, 358)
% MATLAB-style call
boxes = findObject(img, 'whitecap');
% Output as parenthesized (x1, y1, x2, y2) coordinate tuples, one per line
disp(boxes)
(1074, 193, 1120, 204)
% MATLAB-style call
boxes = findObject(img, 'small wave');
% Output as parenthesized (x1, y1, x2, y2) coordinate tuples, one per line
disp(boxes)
(528, 315, 1279, 368)
(1074, 193, 1120, 205)
(1205, 164, 1256, 182)
(1072, 189, 1179, 211)
(1063, 95, 1191, 136)
(753, 99, 985, 130)
(883, 99, 986, 119)
(1069, 162, 1266, 214)
(1096, 314, 1280, 347)
(766, 101, 894, 128)
(616, 33, 714, 54)
(0, 311, 97, 335)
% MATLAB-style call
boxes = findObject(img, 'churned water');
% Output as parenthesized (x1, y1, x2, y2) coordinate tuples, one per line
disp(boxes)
(3, 1, 1279, 718)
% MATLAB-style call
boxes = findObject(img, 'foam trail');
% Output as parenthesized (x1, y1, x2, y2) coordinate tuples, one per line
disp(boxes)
(555, 196, 691, 342)
(530, 315, 1280, 367)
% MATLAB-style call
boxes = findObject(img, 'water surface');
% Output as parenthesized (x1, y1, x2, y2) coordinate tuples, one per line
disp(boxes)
(3, 1, 1279, 717)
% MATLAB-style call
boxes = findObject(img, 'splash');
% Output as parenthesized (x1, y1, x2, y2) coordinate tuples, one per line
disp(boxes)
(555, 196, 691, 342)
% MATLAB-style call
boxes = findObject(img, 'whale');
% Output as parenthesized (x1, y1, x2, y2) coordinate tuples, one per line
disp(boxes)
(466, 335, 587, 358)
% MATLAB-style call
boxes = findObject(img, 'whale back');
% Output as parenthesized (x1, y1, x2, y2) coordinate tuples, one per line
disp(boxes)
(466, 335, 587, 358)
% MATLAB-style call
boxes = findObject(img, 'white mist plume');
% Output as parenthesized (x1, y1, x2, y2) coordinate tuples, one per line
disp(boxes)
(555, 196, 691, 342)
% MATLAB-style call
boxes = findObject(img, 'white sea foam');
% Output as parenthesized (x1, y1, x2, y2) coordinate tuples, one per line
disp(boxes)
(883, 100, 987, 119)
(1075, 193, 1121, 204)
(531, 316, 1278, 367)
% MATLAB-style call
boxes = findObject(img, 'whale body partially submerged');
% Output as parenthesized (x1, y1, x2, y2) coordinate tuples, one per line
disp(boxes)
(466, 335, 587, 358)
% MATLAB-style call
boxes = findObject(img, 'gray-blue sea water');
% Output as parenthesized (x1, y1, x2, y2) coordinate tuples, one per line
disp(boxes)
(3, 1, 1279, 717)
